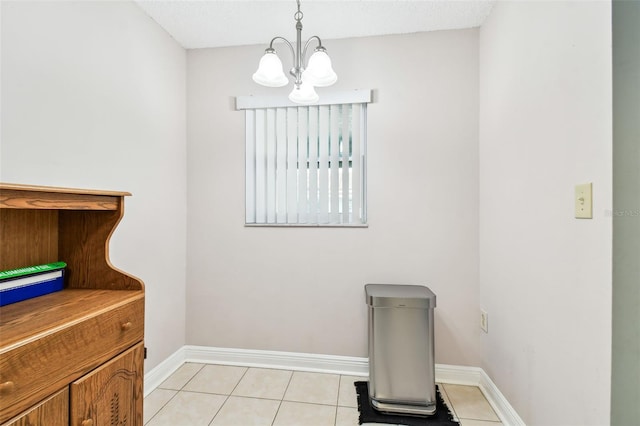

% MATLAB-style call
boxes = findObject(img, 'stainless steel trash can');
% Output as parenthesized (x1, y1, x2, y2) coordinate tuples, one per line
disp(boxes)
(365, 284, 437, 416)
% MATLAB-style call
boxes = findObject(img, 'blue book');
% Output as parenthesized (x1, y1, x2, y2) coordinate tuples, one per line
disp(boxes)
(0, 263, 66, 307)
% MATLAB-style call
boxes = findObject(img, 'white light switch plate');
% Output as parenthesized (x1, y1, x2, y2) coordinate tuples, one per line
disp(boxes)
(575, 183, 593, 219)
(480, 310, 488, 333)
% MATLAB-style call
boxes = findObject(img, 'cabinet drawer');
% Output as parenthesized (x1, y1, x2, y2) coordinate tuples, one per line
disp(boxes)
(0, 296, 143, 423)
(2, 387, 68, 426)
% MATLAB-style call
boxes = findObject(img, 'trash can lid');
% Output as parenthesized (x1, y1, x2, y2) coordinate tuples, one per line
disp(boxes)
(365, 284, 436, 309)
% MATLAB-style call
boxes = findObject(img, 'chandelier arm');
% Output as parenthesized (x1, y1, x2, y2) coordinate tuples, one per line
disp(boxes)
(302, 35, 324, 64)
(268, 36, 296, 60)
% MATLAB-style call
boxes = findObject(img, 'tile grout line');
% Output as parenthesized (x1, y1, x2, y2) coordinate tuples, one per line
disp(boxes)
(441, 383, 503, 424)
(208, 366, 250, 426)
(144, 388, 180, 426)
(271, 369, 295, 426)
(145, 363, 207, 425)
(439, 383, 461, 422)
(333, 374, 343, 426)
(176, 362, 206, 393)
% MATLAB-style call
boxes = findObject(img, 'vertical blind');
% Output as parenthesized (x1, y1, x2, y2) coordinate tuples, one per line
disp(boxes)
(239, 92, 369, 226)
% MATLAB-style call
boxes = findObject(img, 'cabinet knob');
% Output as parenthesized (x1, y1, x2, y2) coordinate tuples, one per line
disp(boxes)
(121, 321, 132, 331)
(81, 420, 94, 426)
(0, 381, 14, 394)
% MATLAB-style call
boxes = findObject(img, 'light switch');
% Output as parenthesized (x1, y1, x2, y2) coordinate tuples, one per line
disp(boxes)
(575, 183, 593, 219)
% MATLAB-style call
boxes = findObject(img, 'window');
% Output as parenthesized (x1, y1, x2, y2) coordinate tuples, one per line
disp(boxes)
(237, 90, 370, 226)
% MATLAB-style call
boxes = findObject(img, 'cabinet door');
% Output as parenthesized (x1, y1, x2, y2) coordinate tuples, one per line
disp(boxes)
(70, 343, 143, 426)
(3, 388, 68, 426)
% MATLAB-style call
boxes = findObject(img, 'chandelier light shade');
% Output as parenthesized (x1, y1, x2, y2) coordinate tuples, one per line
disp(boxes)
(288, 81, 319, 104)
(252, 50, 289, 87)
(302, 48, 337, 87)
(252, 0, 337, 104)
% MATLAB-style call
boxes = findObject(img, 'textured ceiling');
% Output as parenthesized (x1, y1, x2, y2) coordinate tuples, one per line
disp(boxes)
(135, 0, 495, 49)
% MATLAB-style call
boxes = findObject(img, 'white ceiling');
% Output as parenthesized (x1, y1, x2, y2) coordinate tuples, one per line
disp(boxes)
(134, 0, 495, 49)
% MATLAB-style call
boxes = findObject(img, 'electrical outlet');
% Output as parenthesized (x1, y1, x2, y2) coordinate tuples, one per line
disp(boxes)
(480, 310, 489, 333)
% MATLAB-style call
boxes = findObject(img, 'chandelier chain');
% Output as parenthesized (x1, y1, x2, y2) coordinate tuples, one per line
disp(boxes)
(295, 0, 303, 22)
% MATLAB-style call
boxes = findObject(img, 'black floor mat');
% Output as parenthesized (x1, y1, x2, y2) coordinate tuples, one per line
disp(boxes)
(355, 381, 459, 426)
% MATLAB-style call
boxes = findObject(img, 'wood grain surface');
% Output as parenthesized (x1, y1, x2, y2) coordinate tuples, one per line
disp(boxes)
(0, 184, 144, 424)
(2, 388, 69, 426)
(71, 343, 144, 426)
(0, 295, 143, 423)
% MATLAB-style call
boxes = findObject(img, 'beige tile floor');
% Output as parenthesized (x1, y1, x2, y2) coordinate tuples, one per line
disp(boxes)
(144, 363, 502, 426)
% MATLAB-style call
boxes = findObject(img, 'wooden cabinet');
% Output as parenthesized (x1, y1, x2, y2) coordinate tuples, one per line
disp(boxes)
(71, 343, 144, 426)
(0, 184, 145, 426)
(4, 389, 68, 426)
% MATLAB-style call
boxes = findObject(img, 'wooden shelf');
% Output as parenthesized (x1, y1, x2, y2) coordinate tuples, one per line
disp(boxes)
(0, 182, 131, 197)
(0, 183, 130, 211)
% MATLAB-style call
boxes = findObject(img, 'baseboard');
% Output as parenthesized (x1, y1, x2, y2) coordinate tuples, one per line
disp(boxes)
(478, 368, 526, 426)
(183, 345, 370, 376)
(434, 363, 525, 426)
(144, 345, 524, 425)
(143, 348, 186, 398)
(433, 362, 484, 385)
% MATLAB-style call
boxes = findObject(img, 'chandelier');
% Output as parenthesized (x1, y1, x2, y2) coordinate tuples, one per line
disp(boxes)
(252, 0, 337, 104)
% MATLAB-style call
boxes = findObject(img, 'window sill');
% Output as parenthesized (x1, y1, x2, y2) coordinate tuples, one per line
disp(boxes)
(245, 223, 368, 228)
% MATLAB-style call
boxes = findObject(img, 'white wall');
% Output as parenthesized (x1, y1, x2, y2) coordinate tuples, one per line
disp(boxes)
(479, 2, 612, 425)
(186, 30, 481, 365)
(0, 1, 188, 371)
